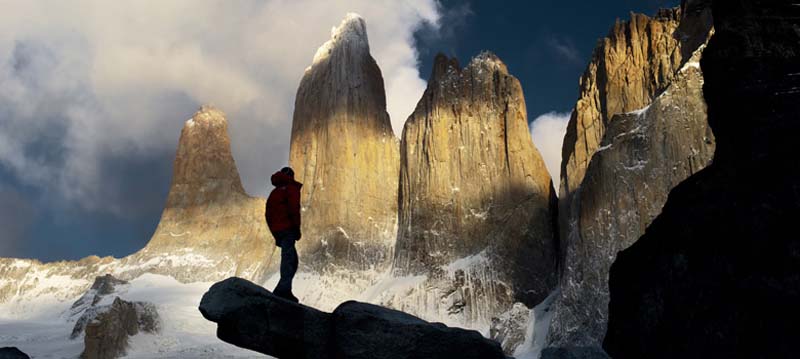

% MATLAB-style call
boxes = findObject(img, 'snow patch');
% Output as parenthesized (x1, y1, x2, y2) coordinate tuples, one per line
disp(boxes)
(0, 273, 263, 358)
(513, 290, 559, 359)
(626, 105, 650, 116)
(309, 13, 368, 69)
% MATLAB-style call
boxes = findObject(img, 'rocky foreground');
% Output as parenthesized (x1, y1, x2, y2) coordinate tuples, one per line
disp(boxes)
(199, 277, 507, 359)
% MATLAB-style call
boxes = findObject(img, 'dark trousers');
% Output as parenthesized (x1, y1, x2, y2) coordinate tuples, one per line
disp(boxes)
(273, 229, 299, 295)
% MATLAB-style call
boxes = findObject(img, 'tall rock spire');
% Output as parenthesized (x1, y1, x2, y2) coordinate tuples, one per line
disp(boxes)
(289, 14, 399, 270)
(127, 106, 274, 282)
(387, 52, 558, 341)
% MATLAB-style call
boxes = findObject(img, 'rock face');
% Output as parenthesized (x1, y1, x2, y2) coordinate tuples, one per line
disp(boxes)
(548, 43, 714, 347)
(390, 52, 557, 329)
(289, 14, 399, 270)
(80, 297, 160, 359)
(559, 8, 686, 199)
(0, 347, 30, 359)
(604, 1, 800, 358)
(69, 274, 131, 339)
(125, 106, 274, 282)
(199, 277, 505, 359)
(548, 5, 713, 349)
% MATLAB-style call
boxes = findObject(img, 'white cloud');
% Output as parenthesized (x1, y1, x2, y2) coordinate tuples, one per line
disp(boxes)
(0, 0, 440, 214)
(530, 111, 571, 194)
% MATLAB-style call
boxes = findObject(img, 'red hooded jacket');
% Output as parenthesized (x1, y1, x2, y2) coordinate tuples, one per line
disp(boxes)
(265, 171, 302, 236)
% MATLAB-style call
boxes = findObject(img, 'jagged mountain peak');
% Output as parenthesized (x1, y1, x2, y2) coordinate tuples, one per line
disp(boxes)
(310, 12, 370, 69)
(468, 51, 508, 74)
(430, 51, 509, 84)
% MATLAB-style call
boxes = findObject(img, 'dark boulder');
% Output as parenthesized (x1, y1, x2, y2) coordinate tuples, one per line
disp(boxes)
(0, 347, 30, 359)
(333, 301, 505, 359)
(199, 277, 506, 359)
(541, 347, 610, 359)
(199, 277, 333, 359)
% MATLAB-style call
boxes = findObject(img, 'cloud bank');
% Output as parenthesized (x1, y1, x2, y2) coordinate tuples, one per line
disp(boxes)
(0, 0, 440, 215)
(530, 111, 571, 193)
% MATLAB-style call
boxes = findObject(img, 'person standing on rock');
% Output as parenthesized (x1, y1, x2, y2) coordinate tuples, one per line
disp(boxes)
(265, 166, 302, 303)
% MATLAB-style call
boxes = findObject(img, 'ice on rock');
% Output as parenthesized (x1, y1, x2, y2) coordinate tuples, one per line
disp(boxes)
(309, 13, 369, 69)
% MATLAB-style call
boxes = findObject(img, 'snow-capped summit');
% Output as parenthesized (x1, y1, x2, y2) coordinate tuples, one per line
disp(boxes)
(310, 12, 370, 69)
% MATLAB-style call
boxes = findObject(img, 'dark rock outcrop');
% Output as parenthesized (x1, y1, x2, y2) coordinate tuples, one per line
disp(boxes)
(68, 274, 129, 330)
(199, 277, 505, 359)
(541, 347, 610, 359)
(0, 347, 30, 359)
(199, 276, 333, 358)
(604, 1, 800, 358)
(78, 297, 160, 359)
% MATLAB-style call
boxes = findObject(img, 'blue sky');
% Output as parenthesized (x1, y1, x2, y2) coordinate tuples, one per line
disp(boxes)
(0, 0, 678, 262)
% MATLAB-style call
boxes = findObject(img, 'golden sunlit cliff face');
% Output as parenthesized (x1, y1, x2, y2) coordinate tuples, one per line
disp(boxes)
(395, 52, 558, 304)
(127, 106, 275, 283)
(289, 14, 400, 271)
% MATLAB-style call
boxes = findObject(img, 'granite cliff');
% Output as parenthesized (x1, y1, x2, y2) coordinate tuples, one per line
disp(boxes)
(547, 4, 714, 351)
(388, 52, 557, 334)
(289, 14, 400, 272)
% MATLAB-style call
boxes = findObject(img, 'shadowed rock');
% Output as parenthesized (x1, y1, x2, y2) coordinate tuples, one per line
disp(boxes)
(541, 347, 610, 359)
(0, 347, 30, 359)
(604, 1, 800, 358)
(199, 277, 506, 359)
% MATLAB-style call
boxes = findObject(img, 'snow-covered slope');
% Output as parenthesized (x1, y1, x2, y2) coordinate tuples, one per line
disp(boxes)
(0, 274, 264, 358)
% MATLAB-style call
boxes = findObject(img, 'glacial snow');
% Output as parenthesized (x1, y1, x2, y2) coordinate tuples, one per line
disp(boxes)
(0, 273, 265, 358)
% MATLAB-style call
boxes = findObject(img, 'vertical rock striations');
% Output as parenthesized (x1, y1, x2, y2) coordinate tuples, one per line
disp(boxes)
(123, 106, 274, 282)
(289, 14, 399, 271)
(604, 1, 800, 358)
(548, 5, 714, 350)
(560, 9, 685, 199)
(389, 52, 558, 333)
(548, 43, 714, 348)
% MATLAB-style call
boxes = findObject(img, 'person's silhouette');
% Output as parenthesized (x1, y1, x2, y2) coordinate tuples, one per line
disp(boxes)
(265, 166, 302, 303)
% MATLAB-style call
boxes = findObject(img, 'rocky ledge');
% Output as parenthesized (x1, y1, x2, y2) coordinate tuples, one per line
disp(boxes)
(199, 277, 507, 359)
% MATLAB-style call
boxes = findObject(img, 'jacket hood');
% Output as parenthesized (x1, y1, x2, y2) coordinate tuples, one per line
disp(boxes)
(271, 171, 302, 187)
